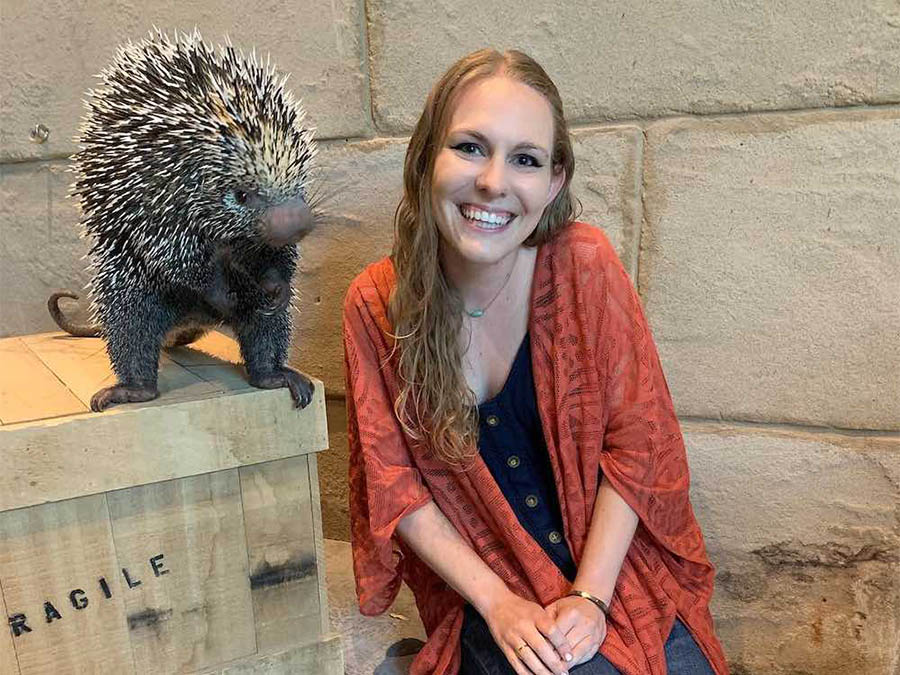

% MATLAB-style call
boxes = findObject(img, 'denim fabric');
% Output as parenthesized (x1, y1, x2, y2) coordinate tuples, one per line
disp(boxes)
(459, 603, 715, 675)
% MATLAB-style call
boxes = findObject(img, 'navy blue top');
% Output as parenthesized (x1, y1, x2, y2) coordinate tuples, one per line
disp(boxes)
(476, 333, 577, 581)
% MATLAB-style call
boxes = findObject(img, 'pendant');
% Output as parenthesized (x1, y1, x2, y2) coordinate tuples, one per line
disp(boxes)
(466, 309, 485, 318)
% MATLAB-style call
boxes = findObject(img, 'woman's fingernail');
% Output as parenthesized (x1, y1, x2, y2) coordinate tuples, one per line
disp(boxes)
(565, 653, 573, 661)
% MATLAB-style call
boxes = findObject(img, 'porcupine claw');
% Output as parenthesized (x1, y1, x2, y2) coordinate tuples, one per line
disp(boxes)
(248, 367, 313, 409)
(90, 384, 159, 412)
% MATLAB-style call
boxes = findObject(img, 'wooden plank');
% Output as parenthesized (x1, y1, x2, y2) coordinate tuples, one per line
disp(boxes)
(22, 333, 221, 408)
(0, 381, 327, 513)
(167, 331, 253, 393)
(0, 576, 22, 675)
(196, 633, 343, 674)
(0, 495, 135, 674)
(239, 456, 322, 656)
(106, 470, 257, 674)
(182, 365, 255, 394)
(305, 453, 331, 636)
(165, 330, 244, 368)
(0, 337, 86, 424)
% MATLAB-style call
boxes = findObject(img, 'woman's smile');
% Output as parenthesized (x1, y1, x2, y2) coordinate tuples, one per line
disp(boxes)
(458, 203, 516, 230)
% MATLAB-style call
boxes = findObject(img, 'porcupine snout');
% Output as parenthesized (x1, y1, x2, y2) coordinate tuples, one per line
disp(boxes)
(262, 197, 313, 247)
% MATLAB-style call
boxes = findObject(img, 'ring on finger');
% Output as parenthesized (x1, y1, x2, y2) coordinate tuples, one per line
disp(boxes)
(515, 643, 528, 654)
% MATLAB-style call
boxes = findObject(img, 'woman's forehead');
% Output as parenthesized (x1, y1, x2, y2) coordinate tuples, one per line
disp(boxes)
(446, 76, 554, 149)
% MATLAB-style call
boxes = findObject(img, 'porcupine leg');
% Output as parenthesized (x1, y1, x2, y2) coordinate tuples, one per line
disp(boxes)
(234, 304, 313, 409)
(91, 289, 175, 412)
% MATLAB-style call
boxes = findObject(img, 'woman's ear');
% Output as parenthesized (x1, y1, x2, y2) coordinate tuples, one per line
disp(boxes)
(547, 165, 566, 206)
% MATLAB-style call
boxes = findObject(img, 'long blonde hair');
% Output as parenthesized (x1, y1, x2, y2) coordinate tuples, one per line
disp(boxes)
(389, 49, 578, 466)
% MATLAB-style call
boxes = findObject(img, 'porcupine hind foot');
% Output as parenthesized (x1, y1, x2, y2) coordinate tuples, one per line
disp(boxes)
(91, 287, 173, 412)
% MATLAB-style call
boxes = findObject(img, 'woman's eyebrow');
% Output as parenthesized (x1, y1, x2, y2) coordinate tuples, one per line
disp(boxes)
(512, 142, 549, 157)
(450, 129, 549, 156)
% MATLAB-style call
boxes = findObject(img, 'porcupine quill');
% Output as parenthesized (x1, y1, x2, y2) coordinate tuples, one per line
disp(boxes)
(50, 28, 320, 412)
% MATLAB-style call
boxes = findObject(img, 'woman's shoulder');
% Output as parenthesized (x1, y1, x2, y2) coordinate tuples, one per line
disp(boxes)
(344, 256, 396, 316)
(546, 221, 621, 268)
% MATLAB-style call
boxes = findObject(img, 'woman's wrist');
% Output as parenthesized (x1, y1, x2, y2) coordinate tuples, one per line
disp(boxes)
(473, 580, 515, 618)
(571, 573, 614, 607)
(566, 589, 610, 617)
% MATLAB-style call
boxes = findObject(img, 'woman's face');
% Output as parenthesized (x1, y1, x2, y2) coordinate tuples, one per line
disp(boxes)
(431, 75, 564, 269)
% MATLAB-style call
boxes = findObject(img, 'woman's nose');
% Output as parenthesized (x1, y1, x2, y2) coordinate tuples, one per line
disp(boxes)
(474, 156, 507, 196)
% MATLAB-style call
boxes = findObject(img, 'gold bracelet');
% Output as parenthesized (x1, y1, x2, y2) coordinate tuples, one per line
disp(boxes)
(566, 589, 610, 616)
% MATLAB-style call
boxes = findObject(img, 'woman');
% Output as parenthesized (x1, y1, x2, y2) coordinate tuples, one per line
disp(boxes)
(343, 48, 729, 675)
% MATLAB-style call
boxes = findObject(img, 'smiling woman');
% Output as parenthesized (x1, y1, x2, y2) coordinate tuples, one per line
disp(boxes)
(343, 49, 728, 675)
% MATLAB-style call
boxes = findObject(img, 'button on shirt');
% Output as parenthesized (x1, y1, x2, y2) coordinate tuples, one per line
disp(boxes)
(476, 333, 577, 581)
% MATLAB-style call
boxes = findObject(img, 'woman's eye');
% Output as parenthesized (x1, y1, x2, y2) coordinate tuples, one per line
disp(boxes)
(513, 154, 542, 168)
(451, 142, 483, 156)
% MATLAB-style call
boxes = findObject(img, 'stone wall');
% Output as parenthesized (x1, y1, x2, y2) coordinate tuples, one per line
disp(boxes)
(1, 2, 897, 673)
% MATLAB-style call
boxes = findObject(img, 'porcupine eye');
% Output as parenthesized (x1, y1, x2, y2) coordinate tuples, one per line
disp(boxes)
(234, 189, 248, 205)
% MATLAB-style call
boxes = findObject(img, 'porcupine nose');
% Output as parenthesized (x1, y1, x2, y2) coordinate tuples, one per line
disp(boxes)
(263, 198, 313, 247)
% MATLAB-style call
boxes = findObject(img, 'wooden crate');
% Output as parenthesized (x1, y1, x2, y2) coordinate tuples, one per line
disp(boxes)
(0, 332, 343, 674)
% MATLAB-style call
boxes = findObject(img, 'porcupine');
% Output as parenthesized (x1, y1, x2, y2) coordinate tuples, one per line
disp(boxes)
(49, 29, 319, 412)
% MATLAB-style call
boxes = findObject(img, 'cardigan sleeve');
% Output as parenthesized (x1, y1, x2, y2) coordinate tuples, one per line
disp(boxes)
(594, 239, 712, 567)
(343, 279, 435, 616)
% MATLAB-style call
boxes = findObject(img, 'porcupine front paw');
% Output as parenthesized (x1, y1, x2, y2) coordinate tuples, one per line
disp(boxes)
(248, 366, 313, 409)
(90, 384, 159, 412)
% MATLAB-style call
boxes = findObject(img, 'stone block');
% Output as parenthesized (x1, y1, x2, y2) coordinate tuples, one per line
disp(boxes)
(685, 422, 899, 674)
(367, 0, 900, 133)
(288, 138, 406, 394)
(571, 125, 643, 276)
(0, 161, 90, 338)
(642, 109, 900, 430)
(320, 398, 351, 541)
(0, 0, 370, 161)
(325, 539, 426, 675)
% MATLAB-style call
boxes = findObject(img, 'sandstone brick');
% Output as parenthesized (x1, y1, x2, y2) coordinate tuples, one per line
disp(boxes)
(287, 138, 406, 394)
(571, 125, 643, 276)
(642, 109, 900, 430)
(0, 161, 91, 337)
(367, 0, 900, 133)
(320, 398, 350, 541)
(0, 0, 370, 161)
(684, 422, 899, 674)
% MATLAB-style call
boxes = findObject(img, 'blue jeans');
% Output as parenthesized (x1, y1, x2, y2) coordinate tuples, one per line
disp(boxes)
(459, 604, 715, 674)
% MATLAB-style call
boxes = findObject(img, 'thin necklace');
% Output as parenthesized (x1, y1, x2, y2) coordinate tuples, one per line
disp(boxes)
(464, 254, 518, 318)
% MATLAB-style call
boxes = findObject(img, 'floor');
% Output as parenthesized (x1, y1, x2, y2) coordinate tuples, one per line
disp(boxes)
(324, 539, 427, 675)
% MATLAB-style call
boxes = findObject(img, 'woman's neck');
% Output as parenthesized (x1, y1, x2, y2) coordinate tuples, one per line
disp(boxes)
(441, 247, 523, 312)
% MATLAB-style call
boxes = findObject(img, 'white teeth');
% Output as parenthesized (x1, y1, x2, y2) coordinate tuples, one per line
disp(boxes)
(460, 206, 513, 227)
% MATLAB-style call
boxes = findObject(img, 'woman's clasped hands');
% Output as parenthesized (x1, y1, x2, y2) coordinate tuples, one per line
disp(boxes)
(484, 590, 607, 674)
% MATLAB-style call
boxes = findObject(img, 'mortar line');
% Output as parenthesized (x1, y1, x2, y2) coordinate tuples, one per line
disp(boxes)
(6, 100, 900, 168)
(677, 416, 899, 438)
(322, 391, 897, 438)
(633, 126, 647, 292)
(361, 0, 380, 134)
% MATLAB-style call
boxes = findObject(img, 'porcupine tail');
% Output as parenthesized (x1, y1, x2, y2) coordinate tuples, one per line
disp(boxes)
(48, 291, 100, 337)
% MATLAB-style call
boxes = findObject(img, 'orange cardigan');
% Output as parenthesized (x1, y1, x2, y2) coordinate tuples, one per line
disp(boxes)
(343, 222, 729, 675)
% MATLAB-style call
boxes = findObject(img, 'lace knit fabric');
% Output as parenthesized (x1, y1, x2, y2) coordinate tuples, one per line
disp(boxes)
(343, 222, 729, 675)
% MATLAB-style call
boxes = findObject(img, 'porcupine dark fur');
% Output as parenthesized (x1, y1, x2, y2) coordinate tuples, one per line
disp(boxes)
(56, 28, 319, 412)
